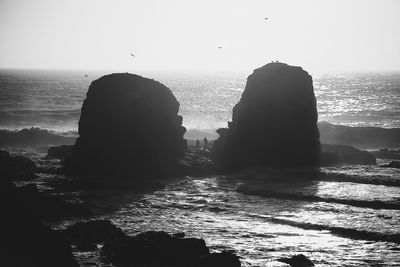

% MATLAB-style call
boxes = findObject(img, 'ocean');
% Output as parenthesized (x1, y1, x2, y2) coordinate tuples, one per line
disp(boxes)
(1, 68, 400, 266)
(1, 69, 400, 135)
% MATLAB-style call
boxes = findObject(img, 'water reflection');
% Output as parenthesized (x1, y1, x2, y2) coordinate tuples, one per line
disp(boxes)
(65, 166, 400, 266)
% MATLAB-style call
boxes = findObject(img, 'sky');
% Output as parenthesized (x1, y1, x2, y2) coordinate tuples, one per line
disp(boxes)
(0, 0, 399, 73)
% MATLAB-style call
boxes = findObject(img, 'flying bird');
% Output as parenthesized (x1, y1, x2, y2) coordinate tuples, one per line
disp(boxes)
(130, 53, 135, 58)
(218, 46, 222, 49)
(264, 17, 269, 20)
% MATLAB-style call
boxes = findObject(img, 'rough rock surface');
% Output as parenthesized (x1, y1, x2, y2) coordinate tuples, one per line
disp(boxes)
(66, 73, 186, 178)
(0, 178, 77, 266)
(101, 230, 240, 267)
(212, 63, 320, 171)
(63, 220, 125, 251)
(277, 254, 314, 266)
(0, 149, 37, 180)
(15, 183, 92, 220)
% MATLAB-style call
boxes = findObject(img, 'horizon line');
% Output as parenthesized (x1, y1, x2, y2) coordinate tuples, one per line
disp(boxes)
(1, 66, 400, 75)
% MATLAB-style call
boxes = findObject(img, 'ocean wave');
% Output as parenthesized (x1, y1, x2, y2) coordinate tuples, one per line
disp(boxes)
(0, 108, 81, 117)
(0, 108, 80, 125)
(237, 187, 400, 210)
(318, 172, 400, 187)
(0, 127, 77, 146)
(248, 215, 400, 244)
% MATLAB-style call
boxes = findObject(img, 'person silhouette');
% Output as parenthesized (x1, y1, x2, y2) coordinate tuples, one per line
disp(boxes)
(203, 137, 208, 149)
(196, 139, 200, 148)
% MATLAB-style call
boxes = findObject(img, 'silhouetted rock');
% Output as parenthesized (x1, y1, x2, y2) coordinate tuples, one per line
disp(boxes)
(65, 73, 186, 178)
(16, 183, 92, 220)
(63, 220, 126, 251)
(213, 63, 320, 171)
(102, 231, 209, 266)
(318, 121, 400, 149)
(47, 144, 74, 159)
(0, 127, 76, 147)
(380, 161, 400, 169)
(277, 254, 314, 266)
(199, 251, 241, 267)
(321, 144, 376, 165)
(0, 179, 77, 267)
(0, 149, 37, 180)
(371, 148, 400, 160)
(101, 230, 241, 266)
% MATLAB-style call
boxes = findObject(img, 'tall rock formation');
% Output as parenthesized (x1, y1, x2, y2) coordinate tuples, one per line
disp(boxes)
(212, 63, 320, 171)
(66, 73, 186, 178)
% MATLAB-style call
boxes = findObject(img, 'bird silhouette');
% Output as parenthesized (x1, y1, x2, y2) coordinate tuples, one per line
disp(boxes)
(218, 46, 222, 49)
(130, 53, 135, 57)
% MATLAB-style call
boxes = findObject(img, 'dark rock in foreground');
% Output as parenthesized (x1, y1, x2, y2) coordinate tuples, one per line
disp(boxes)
(199, 251, 241, 267)
(213, 63, 320, 171)
(66, 73, 186, 178)
(321, 144, 376, 165)
(0, 149, 37, 180)
(319, 121, 400, 149)
(16, 183, 92, 220)
(277, 254, 314, 266)
(63, 220, 125, 251)
(102, 230, 240, 267)
(0, 179, 77, 267)
(380, 160, 400, 169)
(65, 220, 241, 266)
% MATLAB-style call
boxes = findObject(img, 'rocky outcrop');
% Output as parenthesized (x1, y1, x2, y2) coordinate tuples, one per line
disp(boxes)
(380, 161, 400, 169)
(63, 220, 125, 251)
(66, 73, 186, 178)
(62, 220, 241, 266)
(371, 148, 400, 160)
(277, 254, 314, 266)
(321, 144, 376, 165)
(102, 230, 240, 267)
(318, 121, 400, 149)
(0, 149, 37, 180)
(15, 183, 92, 220)
(212, 63, 320, 171)
(0, 178, 77, 266)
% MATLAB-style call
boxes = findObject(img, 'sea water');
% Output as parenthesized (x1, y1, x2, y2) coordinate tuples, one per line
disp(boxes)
(1, 69, 400, 133)
(1, 68, 400, 266)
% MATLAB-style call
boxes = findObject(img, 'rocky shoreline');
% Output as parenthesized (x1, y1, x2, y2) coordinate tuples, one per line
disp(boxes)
(1, 62, 400, 266)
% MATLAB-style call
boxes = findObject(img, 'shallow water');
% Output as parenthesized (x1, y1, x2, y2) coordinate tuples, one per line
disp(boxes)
(6, 145, 400, 266)
(64, 166, 400, 266)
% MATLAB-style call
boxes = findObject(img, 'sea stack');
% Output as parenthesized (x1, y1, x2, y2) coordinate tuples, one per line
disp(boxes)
(212, 62, 320, 171)
(66, 73, 186, 178)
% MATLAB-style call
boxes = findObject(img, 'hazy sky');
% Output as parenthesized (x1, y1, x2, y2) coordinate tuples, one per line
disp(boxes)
(1, 0, 399, 72)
